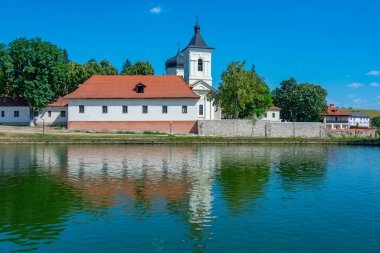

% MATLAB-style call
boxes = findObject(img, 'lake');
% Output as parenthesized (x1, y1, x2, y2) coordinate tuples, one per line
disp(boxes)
(0, 144, 379, 252)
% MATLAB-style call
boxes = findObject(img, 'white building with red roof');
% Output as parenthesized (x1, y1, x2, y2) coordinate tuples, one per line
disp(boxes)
(261, 106, 281, 122)
(64, 75, 202, 133)
(323, 104, 351, 130)
(36, 97, 68, 126)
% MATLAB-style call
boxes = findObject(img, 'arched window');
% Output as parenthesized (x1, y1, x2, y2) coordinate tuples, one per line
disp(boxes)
(199, 104, 204, 116)
(198, 59, 203, 71)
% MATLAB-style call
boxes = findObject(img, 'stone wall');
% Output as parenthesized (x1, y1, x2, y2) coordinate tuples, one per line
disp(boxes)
(198, 120, 325, 138)
(325, 129, 377, 138)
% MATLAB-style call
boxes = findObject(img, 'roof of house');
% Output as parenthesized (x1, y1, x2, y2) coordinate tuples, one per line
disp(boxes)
(268, 106, 281, 111)
(65, 75, 200, 99)
(0, 97, 29, 107)
(182, 22, 214, 51)
(47, 97, 68, 107)
(323, 104, 351, 116)
(165, 49, 184, 69)
(349, 112, 370, 118)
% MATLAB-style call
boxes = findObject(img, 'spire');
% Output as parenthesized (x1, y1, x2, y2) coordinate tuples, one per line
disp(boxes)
(183, 17, 213, 50)
(194, 15, 200, 34)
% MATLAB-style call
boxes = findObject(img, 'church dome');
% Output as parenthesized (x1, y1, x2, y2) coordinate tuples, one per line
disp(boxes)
(165, 49, 184, 69)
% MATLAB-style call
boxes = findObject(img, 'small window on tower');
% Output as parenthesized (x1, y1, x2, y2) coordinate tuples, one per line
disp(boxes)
(199, 104, 204, 116)
(198, 59, 203, 71)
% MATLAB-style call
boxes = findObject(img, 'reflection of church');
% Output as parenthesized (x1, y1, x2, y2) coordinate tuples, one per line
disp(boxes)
(165, 21, 220, 120)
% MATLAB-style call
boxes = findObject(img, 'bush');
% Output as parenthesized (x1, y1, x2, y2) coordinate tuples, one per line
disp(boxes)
(372, 116, 380, 128)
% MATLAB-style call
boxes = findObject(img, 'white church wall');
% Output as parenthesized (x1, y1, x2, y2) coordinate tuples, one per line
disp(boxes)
(183, 48, 213, 85)
(166, 67, 184, 77)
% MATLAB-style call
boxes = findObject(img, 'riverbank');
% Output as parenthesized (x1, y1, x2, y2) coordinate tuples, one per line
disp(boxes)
(0, 132, 379, 145)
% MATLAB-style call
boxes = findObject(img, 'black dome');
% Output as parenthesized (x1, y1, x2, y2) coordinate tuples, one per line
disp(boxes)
(165, 49, 184, 69)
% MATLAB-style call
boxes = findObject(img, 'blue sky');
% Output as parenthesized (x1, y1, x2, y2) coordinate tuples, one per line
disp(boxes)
(1, 0, 380, 109)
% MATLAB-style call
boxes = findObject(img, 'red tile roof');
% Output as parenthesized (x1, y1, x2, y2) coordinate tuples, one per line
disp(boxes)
(323, 104, 351, 116)
(65, 75, 199, 99)
(47, 97, 68, 107)
(268, 106, 281, 111)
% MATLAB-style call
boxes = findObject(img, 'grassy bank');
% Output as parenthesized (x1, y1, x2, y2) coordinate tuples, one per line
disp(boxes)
(341, 108, 380, 118)
(0, 132, 379, 145)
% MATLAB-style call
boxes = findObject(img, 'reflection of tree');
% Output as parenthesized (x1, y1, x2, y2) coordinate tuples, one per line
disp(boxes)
(0, 168, 83, 248)
(218, 158, 270, 214)
(275, 146, 327, 191)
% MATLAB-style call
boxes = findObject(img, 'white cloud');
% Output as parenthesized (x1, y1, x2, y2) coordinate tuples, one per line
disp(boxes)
(347, 82, 364, 88)
(149, 6, 162, 14)
(353, 98, 367, 104)
(370, 82, 380, 87)
(366, 70, 380, 76)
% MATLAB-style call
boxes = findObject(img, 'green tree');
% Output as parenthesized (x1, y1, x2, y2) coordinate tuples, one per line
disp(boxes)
(210, 61, 272, 119)
(122, 61, 154, 75)
(66, 61, 87, 93)
(120, 58, 132, 74)
(100, 59, 118, 75)
(372, 116, 380, 128)
(272, 78, 327, 122)
(0, 38, 69, 122)
(82, 59, 118, 77)
(0, 43, 13, 95)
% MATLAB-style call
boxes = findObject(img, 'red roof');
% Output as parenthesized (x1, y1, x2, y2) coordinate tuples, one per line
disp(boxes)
(268, 106, 281, 111)
(47, 97, 68, 107)
(65, 75, 199, 99)
(323, 104, 351, 116)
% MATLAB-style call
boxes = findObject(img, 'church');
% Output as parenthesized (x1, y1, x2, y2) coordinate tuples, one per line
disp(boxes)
(64, 21, 221, 133)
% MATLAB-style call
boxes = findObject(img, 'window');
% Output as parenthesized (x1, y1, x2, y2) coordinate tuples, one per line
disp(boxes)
(162, 105, 168, 114)
(272, 112, 275, 118)
(136, 84, 144, 93)
(122, 106, 128, 114)
(61, 111, 66, 117)
(264, 113, 267, 118)
(142, 106, 148, 114)
(102, 106, 108, 114)
(198, 59, 203, 71)
(48, 111, 52, 117)
(79, 105, 85, 113)
(199, 105, 204, 116)
(14, 111, 19, 117)
(182, 106, 188, 114)
(1, 111, 4, 117)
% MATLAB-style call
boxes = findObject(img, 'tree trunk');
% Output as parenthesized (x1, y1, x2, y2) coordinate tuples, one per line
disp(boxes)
(29, 106, 35, 127)
(234, 94, 239, 119)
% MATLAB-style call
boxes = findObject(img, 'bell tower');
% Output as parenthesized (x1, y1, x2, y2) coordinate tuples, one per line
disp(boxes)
(182, 21, 214, 86)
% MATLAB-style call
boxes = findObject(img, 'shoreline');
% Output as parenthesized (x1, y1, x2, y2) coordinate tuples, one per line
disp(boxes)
(0, 132, 379, 145)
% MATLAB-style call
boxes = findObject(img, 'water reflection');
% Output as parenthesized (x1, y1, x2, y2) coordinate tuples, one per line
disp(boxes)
(0, 144, 329, 252)
(272, 145, 327, 191)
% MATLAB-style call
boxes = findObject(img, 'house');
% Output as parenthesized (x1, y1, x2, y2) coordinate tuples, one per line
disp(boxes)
(0, 97, 30, 125)
(348, 112, 370, 128)
(323, 104, 351, 129)
(36, 97, 68, 126)
(261, 106, 281, 122)
(65, 75, 201, 133)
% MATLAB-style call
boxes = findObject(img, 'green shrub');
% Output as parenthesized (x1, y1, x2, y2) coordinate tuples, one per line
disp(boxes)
(372, 116, 380, 128)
